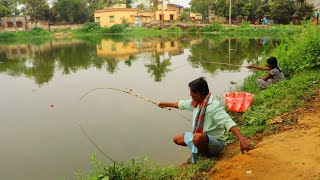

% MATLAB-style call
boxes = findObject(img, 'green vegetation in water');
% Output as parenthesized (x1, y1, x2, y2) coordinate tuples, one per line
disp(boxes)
(76, 155, 215, 180)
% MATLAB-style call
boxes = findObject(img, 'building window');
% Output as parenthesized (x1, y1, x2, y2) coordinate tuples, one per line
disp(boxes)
(170, 14, 174, 20)
(170, 41, 175, 47)
(95, 17, 100, 22)
(7, 22, 13, 28)
(109, 16, 114, 22)
(159, 14, 163, 21)
(16, 21, 23, 28)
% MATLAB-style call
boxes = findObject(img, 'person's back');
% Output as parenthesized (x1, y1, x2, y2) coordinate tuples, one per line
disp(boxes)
(270, 68, 285, 83)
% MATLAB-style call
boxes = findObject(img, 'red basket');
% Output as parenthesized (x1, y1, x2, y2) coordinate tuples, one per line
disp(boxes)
(224, 92, 254, 112)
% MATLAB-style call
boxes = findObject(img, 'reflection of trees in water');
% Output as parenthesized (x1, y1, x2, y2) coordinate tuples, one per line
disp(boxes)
(0, 36, 278, 85)
(188, 38, 267, 73)
(124, 55, 136, 67)
(54, 44, 94, 74)
(28, 52, 55, 85)
(145, 52, 171, 82)
(0, 51, 55, 85)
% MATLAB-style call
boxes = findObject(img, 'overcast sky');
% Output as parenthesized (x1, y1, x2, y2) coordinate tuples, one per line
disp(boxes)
(46, 0, 191, 8)
(170, 0, 190, 7)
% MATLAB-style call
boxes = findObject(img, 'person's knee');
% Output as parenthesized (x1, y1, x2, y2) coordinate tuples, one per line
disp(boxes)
(173, 134, 183, 145)
(193, 133, 207, 146)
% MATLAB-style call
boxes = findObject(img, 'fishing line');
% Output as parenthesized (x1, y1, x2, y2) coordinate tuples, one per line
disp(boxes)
(77, 88, 191, 165)
(77, 122, 120, 165)
(80, 88, 192, 122)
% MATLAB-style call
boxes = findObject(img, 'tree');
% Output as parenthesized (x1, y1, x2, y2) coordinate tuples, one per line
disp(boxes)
(181, 11, 188, 22)
(190, 0, 211, 22)
(0, 5, 11, 18)
(21, 0, 50, 21)
(294, 3, 314, 20)
(269, 0, 295, 24)
(0, 0, 21, 15)
(136, 3, 146, 10)
(54, 0, 90, 23)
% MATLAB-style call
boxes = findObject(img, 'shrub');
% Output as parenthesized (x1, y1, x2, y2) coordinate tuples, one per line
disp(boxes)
(239, 20, 251, 28)
(107, 24, 125, 33)
(200, 23, 223, 32)
(78, 22, 102, 33)
(273, 26, 320, 77)
(163, 26, 182, 32)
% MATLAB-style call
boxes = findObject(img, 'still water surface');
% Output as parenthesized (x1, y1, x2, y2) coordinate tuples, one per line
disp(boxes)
(0, 35, 277, 180)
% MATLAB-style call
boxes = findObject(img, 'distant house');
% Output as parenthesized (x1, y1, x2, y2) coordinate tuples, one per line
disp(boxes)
(155, 4, 184, 21)
(0, 16, 31, 32)
(189, 13, 202, 22)
(94, 4, 139, 27)
(94, 3, 185, 27)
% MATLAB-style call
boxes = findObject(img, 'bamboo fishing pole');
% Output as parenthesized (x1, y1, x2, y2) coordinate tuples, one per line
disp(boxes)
(196, 61, 245, 67)
(80, 88, 163, 107)
(80, 88, 192, 122)
(169, 61, 246, 72)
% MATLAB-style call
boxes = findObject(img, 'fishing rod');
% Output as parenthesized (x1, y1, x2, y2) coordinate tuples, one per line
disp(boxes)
(196, 61, 245, 67)
(169, 61, 246, 72)
(80, 88, 160, 106)
(80, 88, 192, 122)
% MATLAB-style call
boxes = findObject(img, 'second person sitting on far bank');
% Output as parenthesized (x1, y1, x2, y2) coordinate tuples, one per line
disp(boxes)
(246, 56, 285, 89)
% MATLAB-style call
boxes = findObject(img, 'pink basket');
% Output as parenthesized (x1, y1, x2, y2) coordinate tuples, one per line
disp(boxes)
(224, 92, 254, 112)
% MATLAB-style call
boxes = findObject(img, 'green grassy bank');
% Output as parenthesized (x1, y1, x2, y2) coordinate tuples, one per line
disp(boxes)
(76, 25, 319, 180)
(0, 22, 307, 41)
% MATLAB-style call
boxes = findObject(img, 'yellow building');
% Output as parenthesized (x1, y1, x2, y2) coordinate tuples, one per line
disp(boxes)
(190, 12, 202, 23)
(94, 4, 139, 27)
(155, 3, 184, 21)
(94, 3, 185, 27)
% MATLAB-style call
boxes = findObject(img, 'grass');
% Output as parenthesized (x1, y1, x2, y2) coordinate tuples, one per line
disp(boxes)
(76, 155, 215, 180)
(0, 27, 52, 40)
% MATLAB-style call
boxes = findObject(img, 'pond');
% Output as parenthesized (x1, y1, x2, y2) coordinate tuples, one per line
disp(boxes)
(0, 34, 278, 180)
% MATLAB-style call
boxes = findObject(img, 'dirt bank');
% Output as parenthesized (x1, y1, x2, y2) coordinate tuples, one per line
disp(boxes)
(210, 90, 320, 180)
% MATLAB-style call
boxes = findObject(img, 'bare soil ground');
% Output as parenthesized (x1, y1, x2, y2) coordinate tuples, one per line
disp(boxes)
(209, 90, 320, 180)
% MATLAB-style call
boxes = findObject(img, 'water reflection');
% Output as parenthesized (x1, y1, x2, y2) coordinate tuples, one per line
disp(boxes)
(0, 35, 279, 85)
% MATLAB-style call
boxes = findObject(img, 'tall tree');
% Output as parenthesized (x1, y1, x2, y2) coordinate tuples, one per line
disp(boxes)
(0, 5, 11, 18)
(53, 0, 89, 23)
(21, 0, 50, 21)
(0, 0, 21, 15)
(294, 3, 314, 20)
(269, 0, 295, 24)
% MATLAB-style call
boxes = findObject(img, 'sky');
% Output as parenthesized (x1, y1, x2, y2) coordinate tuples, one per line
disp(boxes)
(46, 0, 191, 8)
(170, 0, 191, 8)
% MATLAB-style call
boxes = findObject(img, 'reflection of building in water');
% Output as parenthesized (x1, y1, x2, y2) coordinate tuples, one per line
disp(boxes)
(0, 40, 85, 60)
(96, 39, 184, 60)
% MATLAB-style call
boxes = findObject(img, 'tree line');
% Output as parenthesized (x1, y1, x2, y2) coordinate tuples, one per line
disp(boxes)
(0, 0, 317, 24)
(191, 0, 315, 24)
(0, 0, 133, 23)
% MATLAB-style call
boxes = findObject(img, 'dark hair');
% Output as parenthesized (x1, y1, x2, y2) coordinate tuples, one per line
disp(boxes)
(267, 56, 281, 72)
(188, 77, 209, 97)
